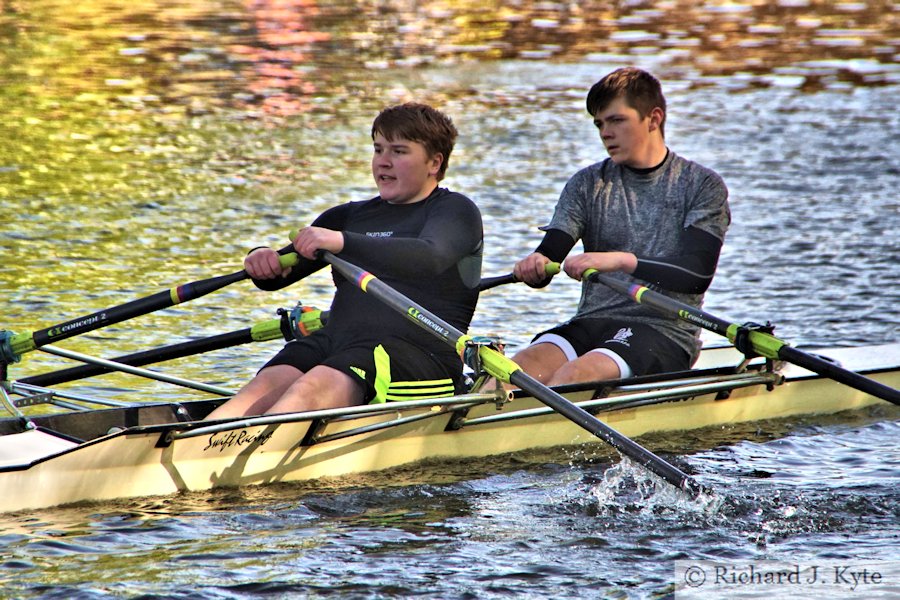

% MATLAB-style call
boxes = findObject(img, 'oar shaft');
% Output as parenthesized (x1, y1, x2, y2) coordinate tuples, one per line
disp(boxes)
(778, 345, 900, 405)
(588, 271, 900, 406)
(3, 253, 300, 363)
(589, 273, 732, 336)
(19, 325, 266, 387)
(18, 307, 331, 388)
(27, 270, 247, 350)
(478, 273, 518, 291)
(324, 252, 466, 342)
(322, 251, 702, 496)
(508, 369, 700, 494)
(478, 262, 562, 292)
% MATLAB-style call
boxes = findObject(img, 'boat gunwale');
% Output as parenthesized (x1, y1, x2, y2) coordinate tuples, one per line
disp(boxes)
(464, 371, 783, 427)
(2, 361, 762, 439)
(0, 366, 786, 474)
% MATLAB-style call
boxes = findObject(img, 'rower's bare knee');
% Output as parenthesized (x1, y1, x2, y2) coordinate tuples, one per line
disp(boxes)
(266, 366, 363, 414)
(205, 365, 301, 420)
(511, 343, 569, 384)
(547, 352, 620, 386)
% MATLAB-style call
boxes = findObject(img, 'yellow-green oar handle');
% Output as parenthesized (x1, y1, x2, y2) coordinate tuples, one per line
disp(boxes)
(478, 262, 561, 291)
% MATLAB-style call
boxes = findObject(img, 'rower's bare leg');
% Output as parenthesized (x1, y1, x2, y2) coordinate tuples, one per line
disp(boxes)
(205, 364, 303, 420)
(479, 344, 623, 391)
(265, 365, 364, 414)
(546, 351, 621, 386)
(510, 342, 569, 384)
(479, 342, 569, 391)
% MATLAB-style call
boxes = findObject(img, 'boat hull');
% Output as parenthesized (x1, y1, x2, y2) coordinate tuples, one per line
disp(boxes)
(1, 344, 898, 513)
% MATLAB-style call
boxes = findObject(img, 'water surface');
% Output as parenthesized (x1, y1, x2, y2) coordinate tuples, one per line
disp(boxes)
(0, 1, 898, 598)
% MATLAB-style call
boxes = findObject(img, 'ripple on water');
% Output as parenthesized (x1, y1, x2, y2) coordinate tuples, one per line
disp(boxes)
(0, 411, 896, 598)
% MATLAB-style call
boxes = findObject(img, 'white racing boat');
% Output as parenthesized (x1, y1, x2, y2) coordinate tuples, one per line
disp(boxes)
(1, 253, 897, 513)
(2, 342, 898, 514)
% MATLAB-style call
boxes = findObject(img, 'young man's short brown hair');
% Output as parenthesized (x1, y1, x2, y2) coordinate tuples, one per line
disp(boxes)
(372, 103, 458, 181)
(586, 67, 667, 137)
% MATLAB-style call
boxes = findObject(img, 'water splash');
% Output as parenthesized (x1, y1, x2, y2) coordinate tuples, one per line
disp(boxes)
(588, 457, 725, 518)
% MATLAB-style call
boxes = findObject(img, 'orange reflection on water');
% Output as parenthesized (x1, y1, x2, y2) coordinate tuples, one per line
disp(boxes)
(234, 0, 331, 116)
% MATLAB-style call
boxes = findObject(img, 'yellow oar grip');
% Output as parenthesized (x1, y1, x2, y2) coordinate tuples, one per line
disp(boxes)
(250, 319, 284, 342)
(279, 252, 300, 268)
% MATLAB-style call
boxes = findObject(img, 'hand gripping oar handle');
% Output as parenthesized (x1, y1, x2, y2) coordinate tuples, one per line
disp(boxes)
(586, 270, 900, 406)
(0, 253, 301, 365)
(320, 251, 706, 498)
(478, 262, 562, 291)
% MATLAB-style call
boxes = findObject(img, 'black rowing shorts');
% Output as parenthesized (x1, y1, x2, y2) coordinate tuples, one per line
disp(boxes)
(531, 318, 690, 377)
(262, 330, 463, 403)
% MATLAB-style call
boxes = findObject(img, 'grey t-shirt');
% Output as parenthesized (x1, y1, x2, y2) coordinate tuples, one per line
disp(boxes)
(544, 150, 730, 361)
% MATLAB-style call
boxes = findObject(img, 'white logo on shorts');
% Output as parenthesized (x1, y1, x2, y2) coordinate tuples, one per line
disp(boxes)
(606, 327, 633, 346)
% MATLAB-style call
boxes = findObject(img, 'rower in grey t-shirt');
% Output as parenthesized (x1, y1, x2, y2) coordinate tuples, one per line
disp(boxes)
(542, 150, 730, 363)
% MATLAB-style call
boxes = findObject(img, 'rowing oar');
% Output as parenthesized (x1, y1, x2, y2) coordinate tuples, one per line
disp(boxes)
(586, 271, 900, 406)
(18, 306, 329, 387)
(0, 253, 300, 366)
(13, 261, 532, 385)
(478, 262, 562, 291)
(319, 250, 706, 498)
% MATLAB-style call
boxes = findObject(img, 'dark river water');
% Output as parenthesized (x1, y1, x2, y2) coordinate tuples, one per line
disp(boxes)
(1, 1, 898, 598)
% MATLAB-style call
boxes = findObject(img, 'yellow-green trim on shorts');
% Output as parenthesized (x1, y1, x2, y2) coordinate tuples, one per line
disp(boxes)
(371, 344, 392, 403)
(369, 344, 456, 404)
(382, 379, 456, 402)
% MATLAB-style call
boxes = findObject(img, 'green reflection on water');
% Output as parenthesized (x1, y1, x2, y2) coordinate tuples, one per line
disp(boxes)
(0, 1, 374, 391)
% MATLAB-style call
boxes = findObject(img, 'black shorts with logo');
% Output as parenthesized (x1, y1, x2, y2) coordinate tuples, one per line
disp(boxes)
(532, 318, 691, 377)
(262, 330, 463, 403)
